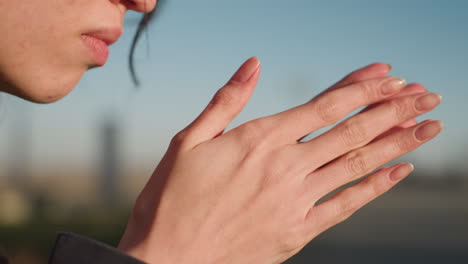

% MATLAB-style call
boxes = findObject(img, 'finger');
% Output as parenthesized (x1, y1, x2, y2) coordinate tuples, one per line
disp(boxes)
(292, 92, 442, 170)
(370, 118, 428, 144)
(359, 83, 427, 127)
(324, 62, 392, 93)
(388, 83, 427, 129)
(370, 126, 408, 143)
(360, 84, 428, 143)
(181, 57, 261, 148)
(297, 64, 393, 143)
(360, 83, 427, 113)
(385, 82, 427, 101)
(305, 163, 414, 235)
(267, 77, 407, 143)
(304, 119, 443, 201)
(296, 84, 426, 142)
(306, 63, 391, 106)
(397, 118, 417, 129)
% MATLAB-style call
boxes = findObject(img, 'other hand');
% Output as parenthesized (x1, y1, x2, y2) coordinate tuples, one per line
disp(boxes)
(118, 58, 442, 264)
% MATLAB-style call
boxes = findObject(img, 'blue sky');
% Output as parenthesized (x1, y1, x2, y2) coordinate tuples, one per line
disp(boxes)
(1, 0, 467, 177)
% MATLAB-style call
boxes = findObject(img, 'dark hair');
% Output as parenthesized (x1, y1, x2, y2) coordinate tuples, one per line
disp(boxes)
(128, 1, 162, 87)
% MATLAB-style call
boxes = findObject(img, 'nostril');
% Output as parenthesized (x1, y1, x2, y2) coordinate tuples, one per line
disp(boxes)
(123, 0, 137, 7)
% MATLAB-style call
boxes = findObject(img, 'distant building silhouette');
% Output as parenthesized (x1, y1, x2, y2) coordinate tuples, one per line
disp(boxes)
(99, 116, 120, 207)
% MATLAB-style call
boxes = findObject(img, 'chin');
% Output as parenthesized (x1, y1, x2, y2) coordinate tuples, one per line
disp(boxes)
(1, 68, 85, 104)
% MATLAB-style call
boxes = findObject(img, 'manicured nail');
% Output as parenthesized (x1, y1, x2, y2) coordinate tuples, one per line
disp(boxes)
(415, 120, 444, 141)
(389, 163, 414, 181)
(382, 78, 406, 95)
(231, 57, 260, 83)
(415, 93, 442, 111)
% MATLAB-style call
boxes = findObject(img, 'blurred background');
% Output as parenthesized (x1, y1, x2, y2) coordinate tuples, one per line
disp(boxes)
(0, 0, 467, 263)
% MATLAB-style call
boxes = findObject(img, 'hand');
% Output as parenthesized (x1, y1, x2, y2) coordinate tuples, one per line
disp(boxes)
(117, 58, 442, 264)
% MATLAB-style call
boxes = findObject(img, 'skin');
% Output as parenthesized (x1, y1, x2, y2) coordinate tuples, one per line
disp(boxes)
(0, 1, 443, 264)
(117, 59, 443, 263)
(0, 0, 156, 103)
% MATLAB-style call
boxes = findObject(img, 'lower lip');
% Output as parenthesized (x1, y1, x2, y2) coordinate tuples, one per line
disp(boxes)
(81, 35, 109, 66)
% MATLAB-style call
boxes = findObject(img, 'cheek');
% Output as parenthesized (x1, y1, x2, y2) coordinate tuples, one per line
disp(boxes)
(0, 31, 89, 103)
(0, 1, 90, 103)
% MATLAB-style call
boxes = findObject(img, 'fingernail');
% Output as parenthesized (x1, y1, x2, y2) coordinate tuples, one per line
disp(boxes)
(415, 93, 442, 112)
(231, 57, 260, 83)
(389, 163, 414, 181)
(387, 64, 392, 71)
(382, 78, 406, 95)
(415, 120, 444, 141)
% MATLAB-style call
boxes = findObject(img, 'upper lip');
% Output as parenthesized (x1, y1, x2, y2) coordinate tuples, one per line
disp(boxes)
(82, 27, 123, 46)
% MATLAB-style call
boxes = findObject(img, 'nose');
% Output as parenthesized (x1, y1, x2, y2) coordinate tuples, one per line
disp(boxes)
(121, 0, 157, 13)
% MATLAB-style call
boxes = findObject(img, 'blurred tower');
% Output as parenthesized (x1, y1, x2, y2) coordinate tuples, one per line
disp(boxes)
(99, 115, 121, 207)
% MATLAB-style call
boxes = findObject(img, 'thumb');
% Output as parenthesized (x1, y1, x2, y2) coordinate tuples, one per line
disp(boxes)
(182, 57, 261, 148)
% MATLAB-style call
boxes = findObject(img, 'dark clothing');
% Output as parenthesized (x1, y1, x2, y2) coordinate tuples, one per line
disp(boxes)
(0, 251, 8, 264)
(48, 233, 145, 264)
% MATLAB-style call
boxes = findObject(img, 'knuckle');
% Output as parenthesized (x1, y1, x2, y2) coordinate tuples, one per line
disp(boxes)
(170, 130, 189, 147)
(389, 98, 410, 121)
(340, 118, 368, 147)
(236, 119, 269, 149)
(333, 201, 356, 224)
(314, 96, 340, 124)
(336, 211, 354, 225)
(361, 170, 394, 201)
(278, 226, 305, 252)
(358, 80, 378, 101)
(210, 87, 237, 106)
(131, 193, 152, 225)
(371, 179, 390, 197)
(344, 151, 369, 177)
(393, 132, 415, 152)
